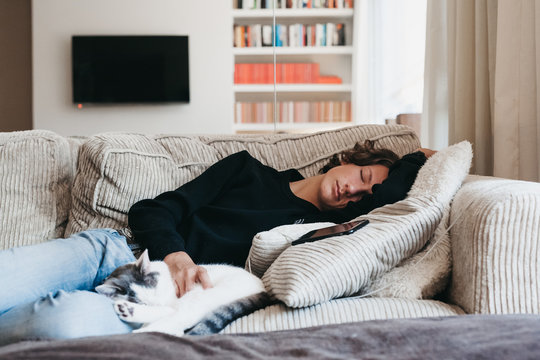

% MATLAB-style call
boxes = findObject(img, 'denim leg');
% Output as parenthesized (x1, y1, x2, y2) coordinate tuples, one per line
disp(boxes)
(0, 229, 135, 315)
(0, 290, 139, 346)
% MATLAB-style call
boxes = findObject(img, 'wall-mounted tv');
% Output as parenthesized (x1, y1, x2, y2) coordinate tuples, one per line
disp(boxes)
(72, 35, 190, 104)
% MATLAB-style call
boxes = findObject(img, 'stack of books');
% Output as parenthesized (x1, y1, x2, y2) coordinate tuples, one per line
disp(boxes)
(234, 0, 354, 9)
(234, 63, 341, 84)
(234, 23, 346, 48)
(235, 101, 351, 123)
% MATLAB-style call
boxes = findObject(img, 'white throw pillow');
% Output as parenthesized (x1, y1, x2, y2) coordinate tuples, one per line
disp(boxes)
(255, 141, 472, 308)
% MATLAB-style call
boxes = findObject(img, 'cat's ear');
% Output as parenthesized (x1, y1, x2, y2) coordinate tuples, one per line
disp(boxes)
(96, 283, 122, 298)
(135, 249, 151, 274)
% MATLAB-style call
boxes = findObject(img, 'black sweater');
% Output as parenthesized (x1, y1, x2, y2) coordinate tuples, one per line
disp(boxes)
(128, 150, 426, 266)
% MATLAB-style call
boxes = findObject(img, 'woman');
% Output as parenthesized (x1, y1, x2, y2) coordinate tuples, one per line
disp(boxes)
(0, 141, 430, 345)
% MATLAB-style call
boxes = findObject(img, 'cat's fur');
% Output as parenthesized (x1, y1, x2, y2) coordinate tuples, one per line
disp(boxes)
(96, 250, 270, 336)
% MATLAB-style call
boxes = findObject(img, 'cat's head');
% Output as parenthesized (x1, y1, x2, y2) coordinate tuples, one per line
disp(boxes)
(96, 249, 176, 306)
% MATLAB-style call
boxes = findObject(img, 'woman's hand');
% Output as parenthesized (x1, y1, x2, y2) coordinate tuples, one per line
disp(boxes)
(163, 251, 213, 297)
(416, 147, 437, 158)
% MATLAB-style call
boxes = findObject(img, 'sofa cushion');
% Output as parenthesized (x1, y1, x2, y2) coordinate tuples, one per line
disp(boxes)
(223, 297, 464, 333)
(0, 130, 75, 250)
(448, 175, 540, 314)
(257, 141, 472, 308)
(66, 125, 420, 235)
(200, 124, 419, 177)
(66, 134, 220, 233)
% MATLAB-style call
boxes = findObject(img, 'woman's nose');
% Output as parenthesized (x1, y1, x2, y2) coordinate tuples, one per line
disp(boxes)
(345, 183, 371, 198)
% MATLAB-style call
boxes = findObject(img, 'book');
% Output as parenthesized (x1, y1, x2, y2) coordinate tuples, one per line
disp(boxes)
(262, 25, 273, 46)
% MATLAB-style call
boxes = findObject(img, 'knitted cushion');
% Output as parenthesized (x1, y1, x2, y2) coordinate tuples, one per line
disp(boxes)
(257, 141, 473, 308)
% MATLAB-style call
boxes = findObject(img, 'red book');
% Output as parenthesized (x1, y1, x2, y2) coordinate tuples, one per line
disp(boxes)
(294, 64, 303, 83)
(317, 75, 342, 84)
(265, 64, 272, 84)
(304, 63, 312, 83)
(245, 64, 252, 84)
(285, 63, 294, 83)
(253, 64, 260, 84)
(275, 63, 283, 83)
(312, 63, 320, 82)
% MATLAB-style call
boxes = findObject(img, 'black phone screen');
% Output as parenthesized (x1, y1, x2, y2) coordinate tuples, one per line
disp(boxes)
(291, 219, 369, 246)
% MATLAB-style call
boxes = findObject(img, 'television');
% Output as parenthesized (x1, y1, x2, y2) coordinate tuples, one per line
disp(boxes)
(72, 35, 190, 104)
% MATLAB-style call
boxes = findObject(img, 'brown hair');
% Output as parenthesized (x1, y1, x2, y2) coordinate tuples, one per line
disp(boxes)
(319, 140, 399, 174)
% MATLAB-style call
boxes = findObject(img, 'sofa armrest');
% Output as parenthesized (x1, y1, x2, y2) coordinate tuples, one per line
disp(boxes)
(448, 175, 540, 314)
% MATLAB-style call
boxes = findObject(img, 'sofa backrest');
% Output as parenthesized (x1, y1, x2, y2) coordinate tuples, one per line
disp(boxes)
(0, 130, 80, 250)
(65, 125, 420, 236)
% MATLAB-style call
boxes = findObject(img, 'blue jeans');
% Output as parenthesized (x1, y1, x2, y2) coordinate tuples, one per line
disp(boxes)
(0, 229, 138, 346)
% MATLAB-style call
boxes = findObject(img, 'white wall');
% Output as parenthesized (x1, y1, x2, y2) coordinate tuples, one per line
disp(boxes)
(32, 0, 233, 136)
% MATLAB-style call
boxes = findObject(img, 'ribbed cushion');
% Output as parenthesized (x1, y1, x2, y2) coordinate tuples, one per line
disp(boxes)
(260, 142, 472, 308)
(0, 130, 75, 250)
(222, 297, 464, 333)
(66, 125, 420, 234)
(65, 134, 220, 234)
(200, 125, 419, 177)
(449, 175, 540, 314)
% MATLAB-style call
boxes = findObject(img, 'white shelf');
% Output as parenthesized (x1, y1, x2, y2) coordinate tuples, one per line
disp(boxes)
(232, 4, 356, 133)
(233, 46, 353, 56)
(232, 9, 354, 19)
(234, 84, 352, 93)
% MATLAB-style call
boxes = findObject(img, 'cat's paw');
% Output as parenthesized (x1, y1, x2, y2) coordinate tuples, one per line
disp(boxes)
(114, 300, 136, 322)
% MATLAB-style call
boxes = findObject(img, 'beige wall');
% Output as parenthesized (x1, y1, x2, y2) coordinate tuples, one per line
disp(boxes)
(32, 0, 233, 136)
(0, 0, 32, 132)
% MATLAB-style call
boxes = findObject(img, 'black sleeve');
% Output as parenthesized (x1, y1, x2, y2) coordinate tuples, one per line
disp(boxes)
(127, 150, 254, 260)
(323, 151, 427, 223)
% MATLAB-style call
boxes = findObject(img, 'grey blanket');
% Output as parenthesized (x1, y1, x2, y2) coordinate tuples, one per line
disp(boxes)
(1, 314, 539, 359)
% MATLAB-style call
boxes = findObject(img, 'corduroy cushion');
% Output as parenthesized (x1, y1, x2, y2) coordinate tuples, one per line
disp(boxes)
(0, 130, 75, 250)
(223, 297, 465, 333)
(448, 175, 540, 314)
(256, 141, 472, 308)
(66, 125, 420, 235)
(66, 134, 220, 234)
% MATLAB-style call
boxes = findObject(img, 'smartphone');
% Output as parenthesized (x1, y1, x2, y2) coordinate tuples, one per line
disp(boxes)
(291, 219, 369, 246)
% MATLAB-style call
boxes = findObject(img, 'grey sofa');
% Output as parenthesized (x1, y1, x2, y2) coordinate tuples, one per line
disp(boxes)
(1, 124, 539, 337)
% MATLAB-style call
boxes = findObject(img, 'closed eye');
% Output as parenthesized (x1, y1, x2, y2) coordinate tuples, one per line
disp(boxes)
(360, 169, 364, 183)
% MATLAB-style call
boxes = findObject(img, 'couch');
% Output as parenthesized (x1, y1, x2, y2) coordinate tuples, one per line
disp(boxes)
(1, 124, 539, 358)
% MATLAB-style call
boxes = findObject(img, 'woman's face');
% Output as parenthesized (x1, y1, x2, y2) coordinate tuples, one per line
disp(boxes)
(318, 163, 389, 211)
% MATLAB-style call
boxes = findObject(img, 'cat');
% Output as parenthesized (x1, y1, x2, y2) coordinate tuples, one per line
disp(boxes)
(95, 249, 271, 336)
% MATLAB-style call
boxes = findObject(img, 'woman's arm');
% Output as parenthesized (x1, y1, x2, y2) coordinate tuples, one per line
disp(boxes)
(128, 150, 254, 296)
(128, 150, 254, 260)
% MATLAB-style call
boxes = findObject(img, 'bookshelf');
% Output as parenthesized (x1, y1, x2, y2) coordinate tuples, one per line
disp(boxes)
(232, 1, 357, 133)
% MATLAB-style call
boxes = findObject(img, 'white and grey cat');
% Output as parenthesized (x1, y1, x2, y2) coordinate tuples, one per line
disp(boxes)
(96, 249, 271, 336)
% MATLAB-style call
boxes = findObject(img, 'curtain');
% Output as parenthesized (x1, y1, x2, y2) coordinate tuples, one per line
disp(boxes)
(354, 0, 427, 125)
(423, 0, 540, 181)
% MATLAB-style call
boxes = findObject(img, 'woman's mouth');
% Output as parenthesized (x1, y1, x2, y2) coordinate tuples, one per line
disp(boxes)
(335, 181, 341, 201)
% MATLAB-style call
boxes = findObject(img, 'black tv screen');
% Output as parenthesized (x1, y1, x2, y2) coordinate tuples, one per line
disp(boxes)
(72, 35, 190, 104)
